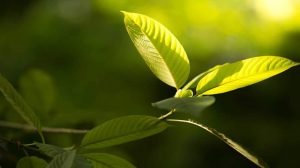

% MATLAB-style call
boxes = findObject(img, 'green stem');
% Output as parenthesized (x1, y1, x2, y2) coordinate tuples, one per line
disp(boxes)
(166, 118, 268, 168)
(158, 110, 175, 120)
(39, 131, 46, 144)
(0, 120, 89, 134)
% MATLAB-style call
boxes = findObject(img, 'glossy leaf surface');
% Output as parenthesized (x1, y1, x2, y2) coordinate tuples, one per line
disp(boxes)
(84, 153, 136, 168)
(80, 115, 168, 153)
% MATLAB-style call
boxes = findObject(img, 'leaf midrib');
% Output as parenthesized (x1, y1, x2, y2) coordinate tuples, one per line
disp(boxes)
(85, 155, 114, 168)
(127, 15, 179, 89)
(80, 121, 165, 149)
(198, 65, 296, 94)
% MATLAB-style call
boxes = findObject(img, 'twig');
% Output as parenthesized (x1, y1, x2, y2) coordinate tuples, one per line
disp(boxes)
(158, 109, 175, 120)
(0, 120, 89, 134)
(166, 118, 268, 168)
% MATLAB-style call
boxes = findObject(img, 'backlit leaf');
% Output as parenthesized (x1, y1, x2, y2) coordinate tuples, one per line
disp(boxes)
(196, 56, 299, 95)
(122, 11, 190, 89)
(83, 153, 135, 168)
(79, 115, 168, 153)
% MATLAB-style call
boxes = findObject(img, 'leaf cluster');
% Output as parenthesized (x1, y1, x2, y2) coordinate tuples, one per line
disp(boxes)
(0, 11, 298, 168)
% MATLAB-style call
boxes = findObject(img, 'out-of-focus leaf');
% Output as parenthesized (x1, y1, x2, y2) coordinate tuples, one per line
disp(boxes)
(20, 69, 55, 115)
(79, 115, 169, 153)
(16, 156, 47, 168)
(83, 153, 136, 168)
(122, 11, 190, 89)
(196, 56, 299, 95)
(0, 75, 43, 140)
(47, 150, 76, 168)
(73, 155, 92, 168)
(152, 96, 215, 113)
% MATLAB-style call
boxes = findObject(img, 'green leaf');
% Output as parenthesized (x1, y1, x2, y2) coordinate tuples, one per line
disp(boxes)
(83, 153, 136, 168)
(17, 156, 47, 168)
(73, 155, 92, 168)
(196, 56, 299, 95)
(182, 63, 229, 90)
(20, 69, 55, 115)
(152, 96, 215, 113)
(79, 115, 168, 153)
(47, 150, 76, 168)
(0, 75, 43, 140)
(122, 11, 190, 89)
(35, 142, 65, 157)
(167, 119, 268, 168)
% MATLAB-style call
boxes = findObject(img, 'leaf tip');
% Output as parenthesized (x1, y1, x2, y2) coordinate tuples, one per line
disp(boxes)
(120, 10, 127, 15)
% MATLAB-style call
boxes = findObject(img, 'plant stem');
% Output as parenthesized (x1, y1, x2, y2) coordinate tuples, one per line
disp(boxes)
(0, 120, 88, 134)
(158, 110, 175, 120)
(166, 118, 268, 168)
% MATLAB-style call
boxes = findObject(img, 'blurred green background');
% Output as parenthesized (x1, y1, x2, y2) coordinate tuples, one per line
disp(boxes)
(0, 0, 300, 167)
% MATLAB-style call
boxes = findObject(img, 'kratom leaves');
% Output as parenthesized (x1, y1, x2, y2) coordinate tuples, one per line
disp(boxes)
(152, 96, 215, 113)
(167, 119, 268, 168)
(79, 115, 168, 153)
(35, 143, 92, 168)
(122, 11, 190, 89)
(0, 75, 44, 141)
(17, 156, 47, 168)
(196, 56, 299, 95)
(83, 153, 136, 168)
(47, 150, 76, 168)
(35, 142, 65, 157)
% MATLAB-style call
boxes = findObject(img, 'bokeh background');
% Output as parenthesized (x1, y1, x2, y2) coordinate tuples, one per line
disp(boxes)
(0, 0, 300, 167)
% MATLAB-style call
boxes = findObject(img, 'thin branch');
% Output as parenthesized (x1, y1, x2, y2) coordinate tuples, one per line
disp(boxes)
(158, 109, 175, 120)
(0, 120, 89, 134)
(166, 118, 268, 168)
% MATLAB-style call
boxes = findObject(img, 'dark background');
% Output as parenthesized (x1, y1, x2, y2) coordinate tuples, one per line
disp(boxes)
(0, 0, 300, 167)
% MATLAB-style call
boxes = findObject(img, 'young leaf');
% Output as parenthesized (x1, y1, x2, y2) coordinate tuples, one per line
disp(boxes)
(167, 119, 268, 168)
(152, 96, 215, 113)
(83, 153, 136, 168)
(0, 75, 43, 140)
(17, 156, 47, 168)
(174, 89, 193, 98)
(196, 56, 299, 95)
(35, 142, 65, 157)
(47, 150, 76, 168)
(122, 11, 190, 89)
(79, 115, 168, 153)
